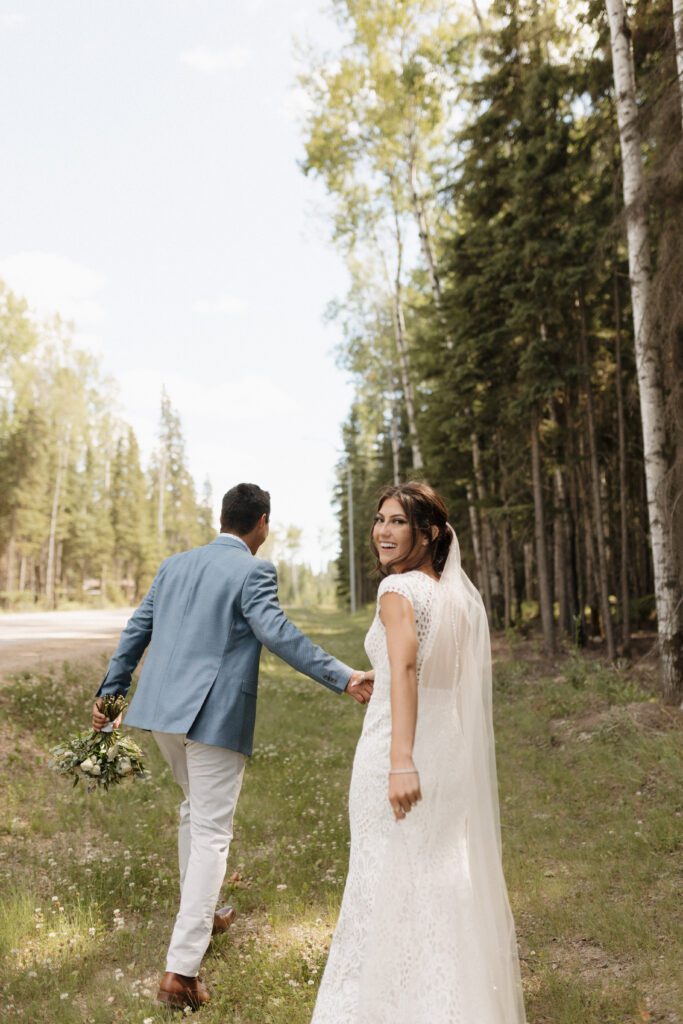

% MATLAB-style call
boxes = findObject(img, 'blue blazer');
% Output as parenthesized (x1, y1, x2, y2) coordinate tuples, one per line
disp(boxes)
(96, 535, 352, 755)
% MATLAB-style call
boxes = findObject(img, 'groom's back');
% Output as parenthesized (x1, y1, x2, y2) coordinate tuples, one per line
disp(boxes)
(144, 537, 256, 688)
(121, 535, 267, 741)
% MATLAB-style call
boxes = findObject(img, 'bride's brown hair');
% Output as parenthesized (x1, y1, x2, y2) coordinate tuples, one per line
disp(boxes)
(370, 481, 452, 577)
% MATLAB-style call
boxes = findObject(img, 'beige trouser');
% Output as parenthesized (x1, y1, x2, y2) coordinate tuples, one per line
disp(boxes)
(152, 731, 246, 977)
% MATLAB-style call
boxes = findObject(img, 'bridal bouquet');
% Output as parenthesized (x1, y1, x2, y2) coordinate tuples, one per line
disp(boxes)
(50, 695, 150, 791)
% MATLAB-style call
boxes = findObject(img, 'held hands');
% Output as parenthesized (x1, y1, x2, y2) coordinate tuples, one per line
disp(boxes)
(388, 762, 422, 822)
(344, 670, 374, 705)
(91, 698, 122, 732)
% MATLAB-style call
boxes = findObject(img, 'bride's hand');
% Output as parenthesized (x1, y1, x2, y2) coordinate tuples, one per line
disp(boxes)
(388, 768, 421, 821)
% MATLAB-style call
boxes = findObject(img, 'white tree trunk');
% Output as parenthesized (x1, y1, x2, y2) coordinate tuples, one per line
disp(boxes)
(391, 199, 424, 471)
(605, 0, 683, 701)
(46, 450, 66, 609)
(408, 154, 444, 306)
(390, 406, 401, 485)
(673, 0, 683, 132)
(471, 0, 485, 32)
(5, 519, 16, 593)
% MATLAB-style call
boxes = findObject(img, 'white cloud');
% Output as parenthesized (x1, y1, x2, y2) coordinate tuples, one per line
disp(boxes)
(119, 367, 298, 427)
(180, 46, 252, 75)
(193, 294, 247, 316)
(0, 251, 106, 344)
(0, 12, 26, 30)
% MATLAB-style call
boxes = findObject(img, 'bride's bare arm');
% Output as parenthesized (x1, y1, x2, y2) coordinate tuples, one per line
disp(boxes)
(380, 592, 422, 820)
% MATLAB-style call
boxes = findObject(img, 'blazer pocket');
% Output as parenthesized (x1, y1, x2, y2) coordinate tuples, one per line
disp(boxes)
(241, 677, 258, 697)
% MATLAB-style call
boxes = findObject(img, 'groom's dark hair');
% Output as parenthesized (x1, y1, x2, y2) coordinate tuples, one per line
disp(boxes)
(220, 483, 271, 535)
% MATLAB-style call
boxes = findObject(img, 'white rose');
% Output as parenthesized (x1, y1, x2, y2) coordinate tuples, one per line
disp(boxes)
(90, 764, 101, 776)
(80, 758, 94, 772)
(116, 758, 132, 776)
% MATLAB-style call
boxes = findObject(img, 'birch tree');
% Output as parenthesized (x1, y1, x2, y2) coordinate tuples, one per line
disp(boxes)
(673, 0, 683, 132)
(605, 0, 683, 702)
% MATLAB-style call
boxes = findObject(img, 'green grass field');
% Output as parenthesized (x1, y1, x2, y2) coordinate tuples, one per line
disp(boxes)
(1, 608, 681, 1023)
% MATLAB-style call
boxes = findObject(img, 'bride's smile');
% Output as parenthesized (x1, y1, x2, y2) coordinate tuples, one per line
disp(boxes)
(372, 497, 413, 570)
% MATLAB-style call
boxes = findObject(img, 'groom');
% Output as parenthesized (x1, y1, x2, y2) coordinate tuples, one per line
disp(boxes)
(92, 482, 371, 1011)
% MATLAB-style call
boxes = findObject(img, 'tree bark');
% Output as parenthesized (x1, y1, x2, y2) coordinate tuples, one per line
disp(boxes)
(466, 481, 488, 612)
(470, 432, 502, 623)
(552, 469, 571, 637)
(569, 460, 588, 646)
(523, 542, 534, 605)
(157, 447, 167, 540)
(531, 409, 554, 655)
(613, 267, 631, 653)
(578, 292, 617, 660)
(500, 467, 515, 629)
(390, 195, 424, 471)
(502, 517, 513, 629)
(390, 406, 401, 485)
(408, 152, 445, 307)
(5, 517, 16, 594)
(673, 0, 683, 133)
(46, 447, 66, 609)
(471, 0, 485, 32)
(605, 0, 683, 700)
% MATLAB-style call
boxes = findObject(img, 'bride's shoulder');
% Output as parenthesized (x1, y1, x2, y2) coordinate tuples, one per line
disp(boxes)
(377, 570, 435, 604)
(377, 573, 414, 600)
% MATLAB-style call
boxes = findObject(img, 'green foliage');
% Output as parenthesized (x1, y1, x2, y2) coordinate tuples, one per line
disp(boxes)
(0, 290, 216, 607)
(299, 0, 683, 685)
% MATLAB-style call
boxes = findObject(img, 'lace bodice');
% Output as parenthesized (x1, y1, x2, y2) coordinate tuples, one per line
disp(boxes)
(364, 571, 438, 693)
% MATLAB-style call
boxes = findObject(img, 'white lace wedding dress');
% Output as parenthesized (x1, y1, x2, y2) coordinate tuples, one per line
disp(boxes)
(311, 543, 526, 1024)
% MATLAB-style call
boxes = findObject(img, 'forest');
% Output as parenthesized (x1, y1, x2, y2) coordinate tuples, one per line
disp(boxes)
(297, 0, 683, 702)
(0, 292, 215, 607)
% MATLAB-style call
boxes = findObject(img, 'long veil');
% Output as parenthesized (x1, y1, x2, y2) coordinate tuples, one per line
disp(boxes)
(427, 524, 527, 1022)
(356, 524, 526, 1023)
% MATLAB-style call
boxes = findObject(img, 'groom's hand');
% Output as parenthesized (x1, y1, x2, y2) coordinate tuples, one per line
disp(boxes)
(344, 671, 373, 705)
(92, 698, 122, 732)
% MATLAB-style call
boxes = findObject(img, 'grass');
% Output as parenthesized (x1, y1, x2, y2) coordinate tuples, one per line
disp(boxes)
(1, 608, 681, 1023)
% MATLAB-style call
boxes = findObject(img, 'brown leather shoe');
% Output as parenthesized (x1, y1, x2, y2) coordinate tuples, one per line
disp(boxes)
(157, 971, 210, 1011)
(212, 904, 237, 935)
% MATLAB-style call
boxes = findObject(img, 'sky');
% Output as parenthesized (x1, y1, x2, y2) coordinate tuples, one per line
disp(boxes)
(0, 0, 354, 568)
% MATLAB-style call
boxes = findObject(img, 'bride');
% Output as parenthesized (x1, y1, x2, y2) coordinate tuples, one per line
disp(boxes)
(311, 481, 526, 1024)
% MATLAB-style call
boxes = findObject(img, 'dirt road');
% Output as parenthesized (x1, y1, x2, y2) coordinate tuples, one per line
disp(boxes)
(0, 608, 134, 676)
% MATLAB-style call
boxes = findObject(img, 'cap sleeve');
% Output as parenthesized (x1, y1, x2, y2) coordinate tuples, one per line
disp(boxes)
(377, 574, 414, 607)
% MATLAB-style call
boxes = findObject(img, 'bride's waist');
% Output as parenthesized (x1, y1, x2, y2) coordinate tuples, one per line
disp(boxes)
(368, 682, 459, 706)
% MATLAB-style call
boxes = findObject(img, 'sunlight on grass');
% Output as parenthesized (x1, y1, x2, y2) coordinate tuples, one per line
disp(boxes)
(1, 889, 102, 969)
